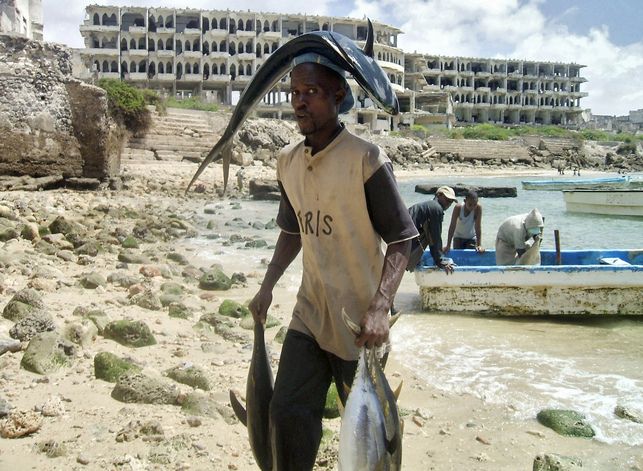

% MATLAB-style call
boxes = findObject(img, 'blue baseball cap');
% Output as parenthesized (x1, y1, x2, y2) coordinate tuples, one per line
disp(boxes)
(291, 53, 355, 114)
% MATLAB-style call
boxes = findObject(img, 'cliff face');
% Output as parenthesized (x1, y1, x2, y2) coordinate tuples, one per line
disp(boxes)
(0, 34, 121, 179)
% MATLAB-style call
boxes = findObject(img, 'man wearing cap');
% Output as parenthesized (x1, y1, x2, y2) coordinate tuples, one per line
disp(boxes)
(495, 208, 544, 265)
(248, 53, 418, 469)
(406, 186, 458, 274)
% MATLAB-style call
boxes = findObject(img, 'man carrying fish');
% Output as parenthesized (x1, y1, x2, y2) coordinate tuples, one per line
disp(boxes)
(248, 52, 418, 470)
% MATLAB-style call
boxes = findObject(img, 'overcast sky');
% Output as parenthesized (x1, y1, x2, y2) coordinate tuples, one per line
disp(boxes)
(43, 0, 643, 116)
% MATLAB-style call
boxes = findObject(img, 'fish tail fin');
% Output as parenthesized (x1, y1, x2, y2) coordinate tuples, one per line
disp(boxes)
(393, 380, 403, 401)
(229, 389, 248, 426)
(185, 138, 230, 194)
(385, 435, 398, 455)
(363, 19, 374, 58)
(389, 310, 402, 328)
(341, 308, 361, 336)
(222, 141, 233, 194)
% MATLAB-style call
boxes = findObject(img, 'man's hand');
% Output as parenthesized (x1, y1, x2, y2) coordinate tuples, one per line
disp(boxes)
(475, 245, 485, 253)
(442, 245, 450, 254)
(441, 261, 455, 275)
(355, 307, 389, 349)
(248, 288, 272, 324)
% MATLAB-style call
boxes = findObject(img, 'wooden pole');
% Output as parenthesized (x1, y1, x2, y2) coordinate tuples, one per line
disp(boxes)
(554, 229, 561, 265)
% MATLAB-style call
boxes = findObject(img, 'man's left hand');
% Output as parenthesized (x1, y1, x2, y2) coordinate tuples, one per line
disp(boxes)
(355, 307, 389, 349)
(441, 261, 455, 275)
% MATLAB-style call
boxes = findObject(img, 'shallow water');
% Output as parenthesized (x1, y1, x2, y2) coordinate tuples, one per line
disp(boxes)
(396, 174, 643, 446)
(188, 174, 643, 446)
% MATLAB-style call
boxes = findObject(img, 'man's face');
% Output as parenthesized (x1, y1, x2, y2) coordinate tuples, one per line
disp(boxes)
(290, 63, 344, 136)
(464, 196, 477, 211)
(438, 194, 454, 210)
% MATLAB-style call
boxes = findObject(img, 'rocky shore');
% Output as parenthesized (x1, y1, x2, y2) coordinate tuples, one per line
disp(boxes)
(1, 161, 642, 471)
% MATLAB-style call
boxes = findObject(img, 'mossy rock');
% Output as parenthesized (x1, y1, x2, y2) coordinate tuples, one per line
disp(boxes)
(536, 409, 595, 438)
(533, 453, 583, 471)
(20, 332, 76, 375)
(118, 249, 151, 264)
(165, 364, 211, 391)
(80, 272, 107, 289)
(274, 326, 288, 344)
(160, 281, 184, 295)
(111, 372, 179, 405)
(94, 351, 142, 382)
(159, 293, 182, 307)
(168, 302, 191, 319)
(198, 268, 232, 291)
(218, 299, 250, 318)
(180, 391, 224, 419)
(323, 382, 341, 419)
(121, 236, 140, 249)
(166, 252, 189, 265)
(49, 216, 83, 236)
(239, 314, 281, 330)
(2, 288, 44, 322)
(103, 320, 157, 347)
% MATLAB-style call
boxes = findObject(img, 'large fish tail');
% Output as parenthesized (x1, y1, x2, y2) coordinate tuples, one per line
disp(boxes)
(229, 390, 248, 426)
(222, 142, 233, 193)
(185, 138, 230, 193)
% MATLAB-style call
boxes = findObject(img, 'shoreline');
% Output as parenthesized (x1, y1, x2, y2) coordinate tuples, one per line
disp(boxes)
(0, 161, 640, 470)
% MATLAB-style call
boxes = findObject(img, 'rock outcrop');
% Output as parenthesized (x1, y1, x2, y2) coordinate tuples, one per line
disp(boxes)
(0, 35, 122, 180)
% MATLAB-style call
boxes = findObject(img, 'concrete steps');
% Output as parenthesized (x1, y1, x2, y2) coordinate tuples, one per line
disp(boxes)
(427, 138, 532, 162)
(123, 107, 227, 162)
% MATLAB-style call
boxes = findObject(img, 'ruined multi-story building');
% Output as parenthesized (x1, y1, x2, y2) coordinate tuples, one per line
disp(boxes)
(0, 0, 43, 40)
(405, 53, 587, 125)
(77, 5, 586, 128)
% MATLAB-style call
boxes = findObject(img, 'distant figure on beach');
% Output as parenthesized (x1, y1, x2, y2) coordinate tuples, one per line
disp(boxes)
(444, 190, 484, 253)
(495, 208, 544, 265)
(406, 186, 458, 274)
(236, 168, 245, 191)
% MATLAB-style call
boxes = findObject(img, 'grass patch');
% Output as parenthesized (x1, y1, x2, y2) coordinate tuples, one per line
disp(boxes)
(164, 96, 219, 112)
(98, 79, 151, 135)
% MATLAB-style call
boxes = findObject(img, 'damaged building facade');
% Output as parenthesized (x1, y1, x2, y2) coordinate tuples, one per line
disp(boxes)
(0, 0, 42, 40)
(77, 5, 586, 128)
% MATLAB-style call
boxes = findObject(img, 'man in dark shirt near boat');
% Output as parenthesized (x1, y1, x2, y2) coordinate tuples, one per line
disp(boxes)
(406, 186, 457, 274)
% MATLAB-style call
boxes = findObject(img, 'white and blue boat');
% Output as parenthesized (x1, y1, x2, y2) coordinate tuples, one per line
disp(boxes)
(415, 249, 643, 315)
(563, 189, 643, 217)
(521, 175, 630, 191)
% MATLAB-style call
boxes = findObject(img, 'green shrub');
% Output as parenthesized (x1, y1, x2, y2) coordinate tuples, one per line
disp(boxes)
(98, 79, 151, 135)
(452, 124, 510, 140)
(616, 142, 637, 155)
(141, 88, 166, 114)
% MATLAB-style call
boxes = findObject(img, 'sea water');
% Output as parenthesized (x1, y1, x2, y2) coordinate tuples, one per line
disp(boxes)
(188, 174, 643, 446)
(393, 174, 643, 446)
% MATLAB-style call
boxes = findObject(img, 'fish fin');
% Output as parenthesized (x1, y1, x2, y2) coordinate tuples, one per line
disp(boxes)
(229, 389, 247, 426)
(222, 141, 233, 194)
(336, 393, 345, 417)
(341, 308, 361, 336)
(385, 433, 400, 455)
(363, 18, 374, 58)
(394, 380, 403, 401)
(380, 351, 389, 370)
(389, 310, 402, 328)
(185, 138, 230, 194)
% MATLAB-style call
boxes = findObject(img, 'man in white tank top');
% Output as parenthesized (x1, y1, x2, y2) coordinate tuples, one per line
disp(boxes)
(444, 190, 484, 253)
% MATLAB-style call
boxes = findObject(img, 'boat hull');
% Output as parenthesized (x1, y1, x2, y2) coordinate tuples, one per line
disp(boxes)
(521, 176, 630, 191)
(415, 249, 643, 315)
(563, 190, 643, 217)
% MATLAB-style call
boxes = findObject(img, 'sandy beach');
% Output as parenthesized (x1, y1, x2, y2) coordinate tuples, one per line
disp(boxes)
(0, 159, 640, 471)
